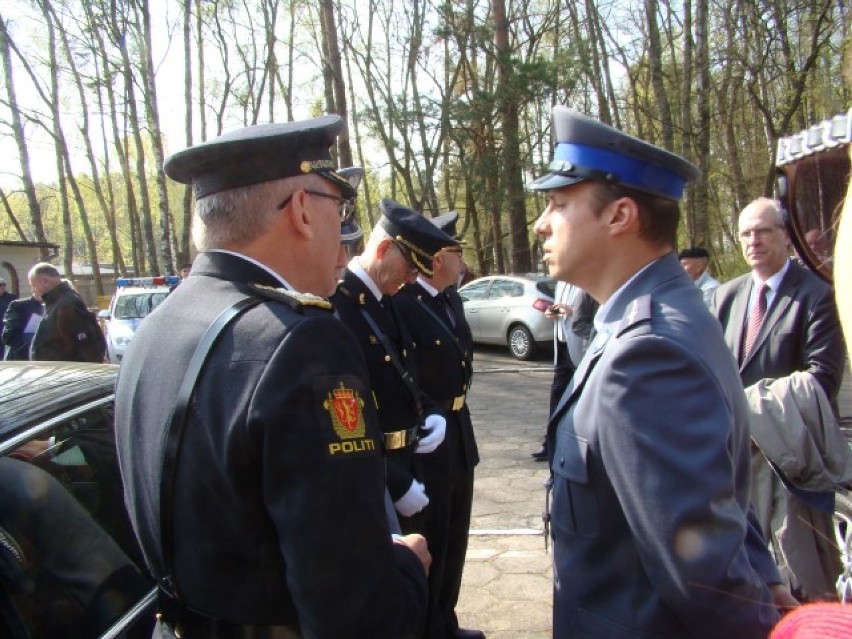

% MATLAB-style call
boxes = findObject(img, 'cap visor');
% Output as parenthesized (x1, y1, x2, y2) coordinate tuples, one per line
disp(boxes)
(319, 170, 357, 199)
(526, 173, 587, 192)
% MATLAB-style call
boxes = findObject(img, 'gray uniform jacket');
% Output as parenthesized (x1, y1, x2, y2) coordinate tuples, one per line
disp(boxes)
(547, 252, 778, 638)
(114, 251, 427, 638)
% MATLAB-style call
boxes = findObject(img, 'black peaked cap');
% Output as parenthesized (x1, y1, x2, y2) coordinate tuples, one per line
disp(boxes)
(164, 115, 355, 200)
(379, 198, 456, 277)
(678, 246, 710, 259)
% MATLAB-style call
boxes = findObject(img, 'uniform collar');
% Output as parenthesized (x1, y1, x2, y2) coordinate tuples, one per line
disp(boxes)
(207, 249, 294, 290)
(415, 276, 441, 297)
(349, 257, 383, 302)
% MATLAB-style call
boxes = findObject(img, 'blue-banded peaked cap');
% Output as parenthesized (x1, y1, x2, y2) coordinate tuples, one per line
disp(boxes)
(528, 107, 700, 200)
(379, 198, 456, 277)
(164, 115, 355, 200)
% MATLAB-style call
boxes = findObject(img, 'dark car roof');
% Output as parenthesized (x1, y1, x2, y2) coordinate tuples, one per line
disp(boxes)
(0, 361, 118, 439)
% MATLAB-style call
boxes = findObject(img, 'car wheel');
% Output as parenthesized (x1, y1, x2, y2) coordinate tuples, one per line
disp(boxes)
(834, 489, 852, 601)
(507, 324, 536, 360)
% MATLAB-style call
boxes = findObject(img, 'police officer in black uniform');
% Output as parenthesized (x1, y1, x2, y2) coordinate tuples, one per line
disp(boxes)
(394, 211, 484, 639)
(114, 117, 430, 639)
(332, 200, 453, 532)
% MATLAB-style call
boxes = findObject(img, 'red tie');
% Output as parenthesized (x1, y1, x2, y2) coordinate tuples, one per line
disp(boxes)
(743, 283, 767, 359)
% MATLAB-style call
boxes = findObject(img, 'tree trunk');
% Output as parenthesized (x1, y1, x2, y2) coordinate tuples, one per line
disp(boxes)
(181, 0, 194, 267)
(111, 0, 158, 275)
(0, 13, 48, 254)
(645, 0, 674, 148)
(137, 0, 174, 274)
(493, 0, 531, 273)
(320, 0, 353, 166)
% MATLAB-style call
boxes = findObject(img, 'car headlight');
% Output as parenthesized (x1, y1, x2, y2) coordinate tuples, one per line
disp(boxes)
(107, 323, 136, 350)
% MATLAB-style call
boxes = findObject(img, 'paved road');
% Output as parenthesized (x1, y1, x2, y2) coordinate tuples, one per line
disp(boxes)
(453, 345, 852, 638)
(456, 346, 554, 638)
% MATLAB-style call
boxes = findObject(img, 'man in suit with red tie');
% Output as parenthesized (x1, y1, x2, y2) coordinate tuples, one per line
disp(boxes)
(711, 196, 847, 599)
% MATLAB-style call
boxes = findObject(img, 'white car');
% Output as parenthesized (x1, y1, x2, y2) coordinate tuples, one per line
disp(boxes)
(458, 274, 556, 360)
(99, 276, 178, 363)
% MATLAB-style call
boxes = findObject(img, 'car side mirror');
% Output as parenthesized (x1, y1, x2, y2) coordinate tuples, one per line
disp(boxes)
(98, 309, 110, 320)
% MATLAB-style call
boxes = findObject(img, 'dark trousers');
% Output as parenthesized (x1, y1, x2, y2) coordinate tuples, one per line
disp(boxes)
(416, 420, 475, 639)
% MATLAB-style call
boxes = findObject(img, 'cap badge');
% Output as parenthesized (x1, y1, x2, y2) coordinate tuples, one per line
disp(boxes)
(300, 159, 336, 174)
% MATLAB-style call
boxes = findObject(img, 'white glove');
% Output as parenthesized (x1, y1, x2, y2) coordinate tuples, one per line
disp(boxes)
(394, 479, 429, 517)
(416, 413, 446, 454)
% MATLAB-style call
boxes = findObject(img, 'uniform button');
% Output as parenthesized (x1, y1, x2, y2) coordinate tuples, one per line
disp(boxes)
(384, 355, 391, 362)
(402, 349, 407, 357)
(462, 361, 466, 368)
(559, 457, 565, 466)
(436, 339, 441, 346)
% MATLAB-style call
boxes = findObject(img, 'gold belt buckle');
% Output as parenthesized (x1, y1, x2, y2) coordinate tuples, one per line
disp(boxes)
(452, 395, 465, 411)
(384, 428, 417, 450)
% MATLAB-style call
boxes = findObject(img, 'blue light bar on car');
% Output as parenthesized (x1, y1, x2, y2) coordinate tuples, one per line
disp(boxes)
(115, 276, 180, 287)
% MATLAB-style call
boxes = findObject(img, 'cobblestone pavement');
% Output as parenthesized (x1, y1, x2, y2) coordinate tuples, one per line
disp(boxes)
(455, 348, 554, 638)
(454, 347, 852, 639)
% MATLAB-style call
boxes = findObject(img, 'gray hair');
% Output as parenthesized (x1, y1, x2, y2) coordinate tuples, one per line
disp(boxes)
(28, 262, 61, 280)
(364, 221, 390, 252)
(741, 197, 784, 228)
(192, 175, 317, 251)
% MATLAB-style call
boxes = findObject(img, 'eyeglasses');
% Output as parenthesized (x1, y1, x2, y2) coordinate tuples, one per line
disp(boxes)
(277, 189, 355, 222)
(739, 226, 781, 241)
(392, 240, 420, 275)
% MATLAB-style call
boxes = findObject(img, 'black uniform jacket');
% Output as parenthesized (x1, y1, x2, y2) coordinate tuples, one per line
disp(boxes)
(114, 252, 427, 637)
(331, 269, 440, 502)
(2, 296, 43, 360)
(393, 283, 479, 472)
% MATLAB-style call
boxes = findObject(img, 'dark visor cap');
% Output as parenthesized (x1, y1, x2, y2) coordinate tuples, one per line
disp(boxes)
(379, 198, 456, 277)
(164, 115, 355, 200)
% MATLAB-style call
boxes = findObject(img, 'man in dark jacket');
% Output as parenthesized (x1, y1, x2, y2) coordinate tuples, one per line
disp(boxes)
(394, 211, 483, 639)
(114, 117, 430, 639)
(0, 277, 18, 359)
(2, 294, 44, 360)
(28, 263, 106, 362)
(331, 200, 451, 529)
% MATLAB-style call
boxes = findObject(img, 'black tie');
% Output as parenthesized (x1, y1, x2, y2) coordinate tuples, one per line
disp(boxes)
(439, 293, 456, 327)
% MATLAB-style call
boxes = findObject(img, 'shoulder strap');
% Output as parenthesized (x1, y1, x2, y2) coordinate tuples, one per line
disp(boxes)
(158, 294, 262, 606)
(414, 295, 468, 363)
(358, 307, 424, 421)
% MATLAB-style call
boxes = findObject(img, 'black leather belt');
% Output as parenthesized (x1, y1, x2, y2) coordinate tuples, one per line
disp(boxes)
(159, 612, 301, 639)
(383, 427, 419, 450)
(438, 394, 466, 411)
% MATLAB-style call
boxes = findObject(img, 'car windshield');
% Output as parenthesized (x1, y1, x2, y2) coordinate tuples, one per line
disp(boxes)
(113, 291, 168, 320)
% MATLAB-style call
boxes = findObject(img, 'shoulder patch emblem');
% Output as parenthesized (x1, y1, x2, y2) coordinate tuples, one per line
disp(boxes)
(249, 284, 333, 311)
(323, 383, 375, 456)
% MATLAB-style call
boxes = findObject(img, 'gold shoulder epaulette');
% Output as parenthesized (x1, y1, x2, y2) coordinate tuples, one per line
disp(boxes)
(249, 283, 333, 312)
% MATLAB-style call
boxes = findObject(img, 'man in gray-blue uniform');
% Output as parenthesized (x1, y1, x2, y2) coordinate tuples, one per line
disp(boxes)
(115, 116, 430, 639)
(530, 107, 790, 638)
